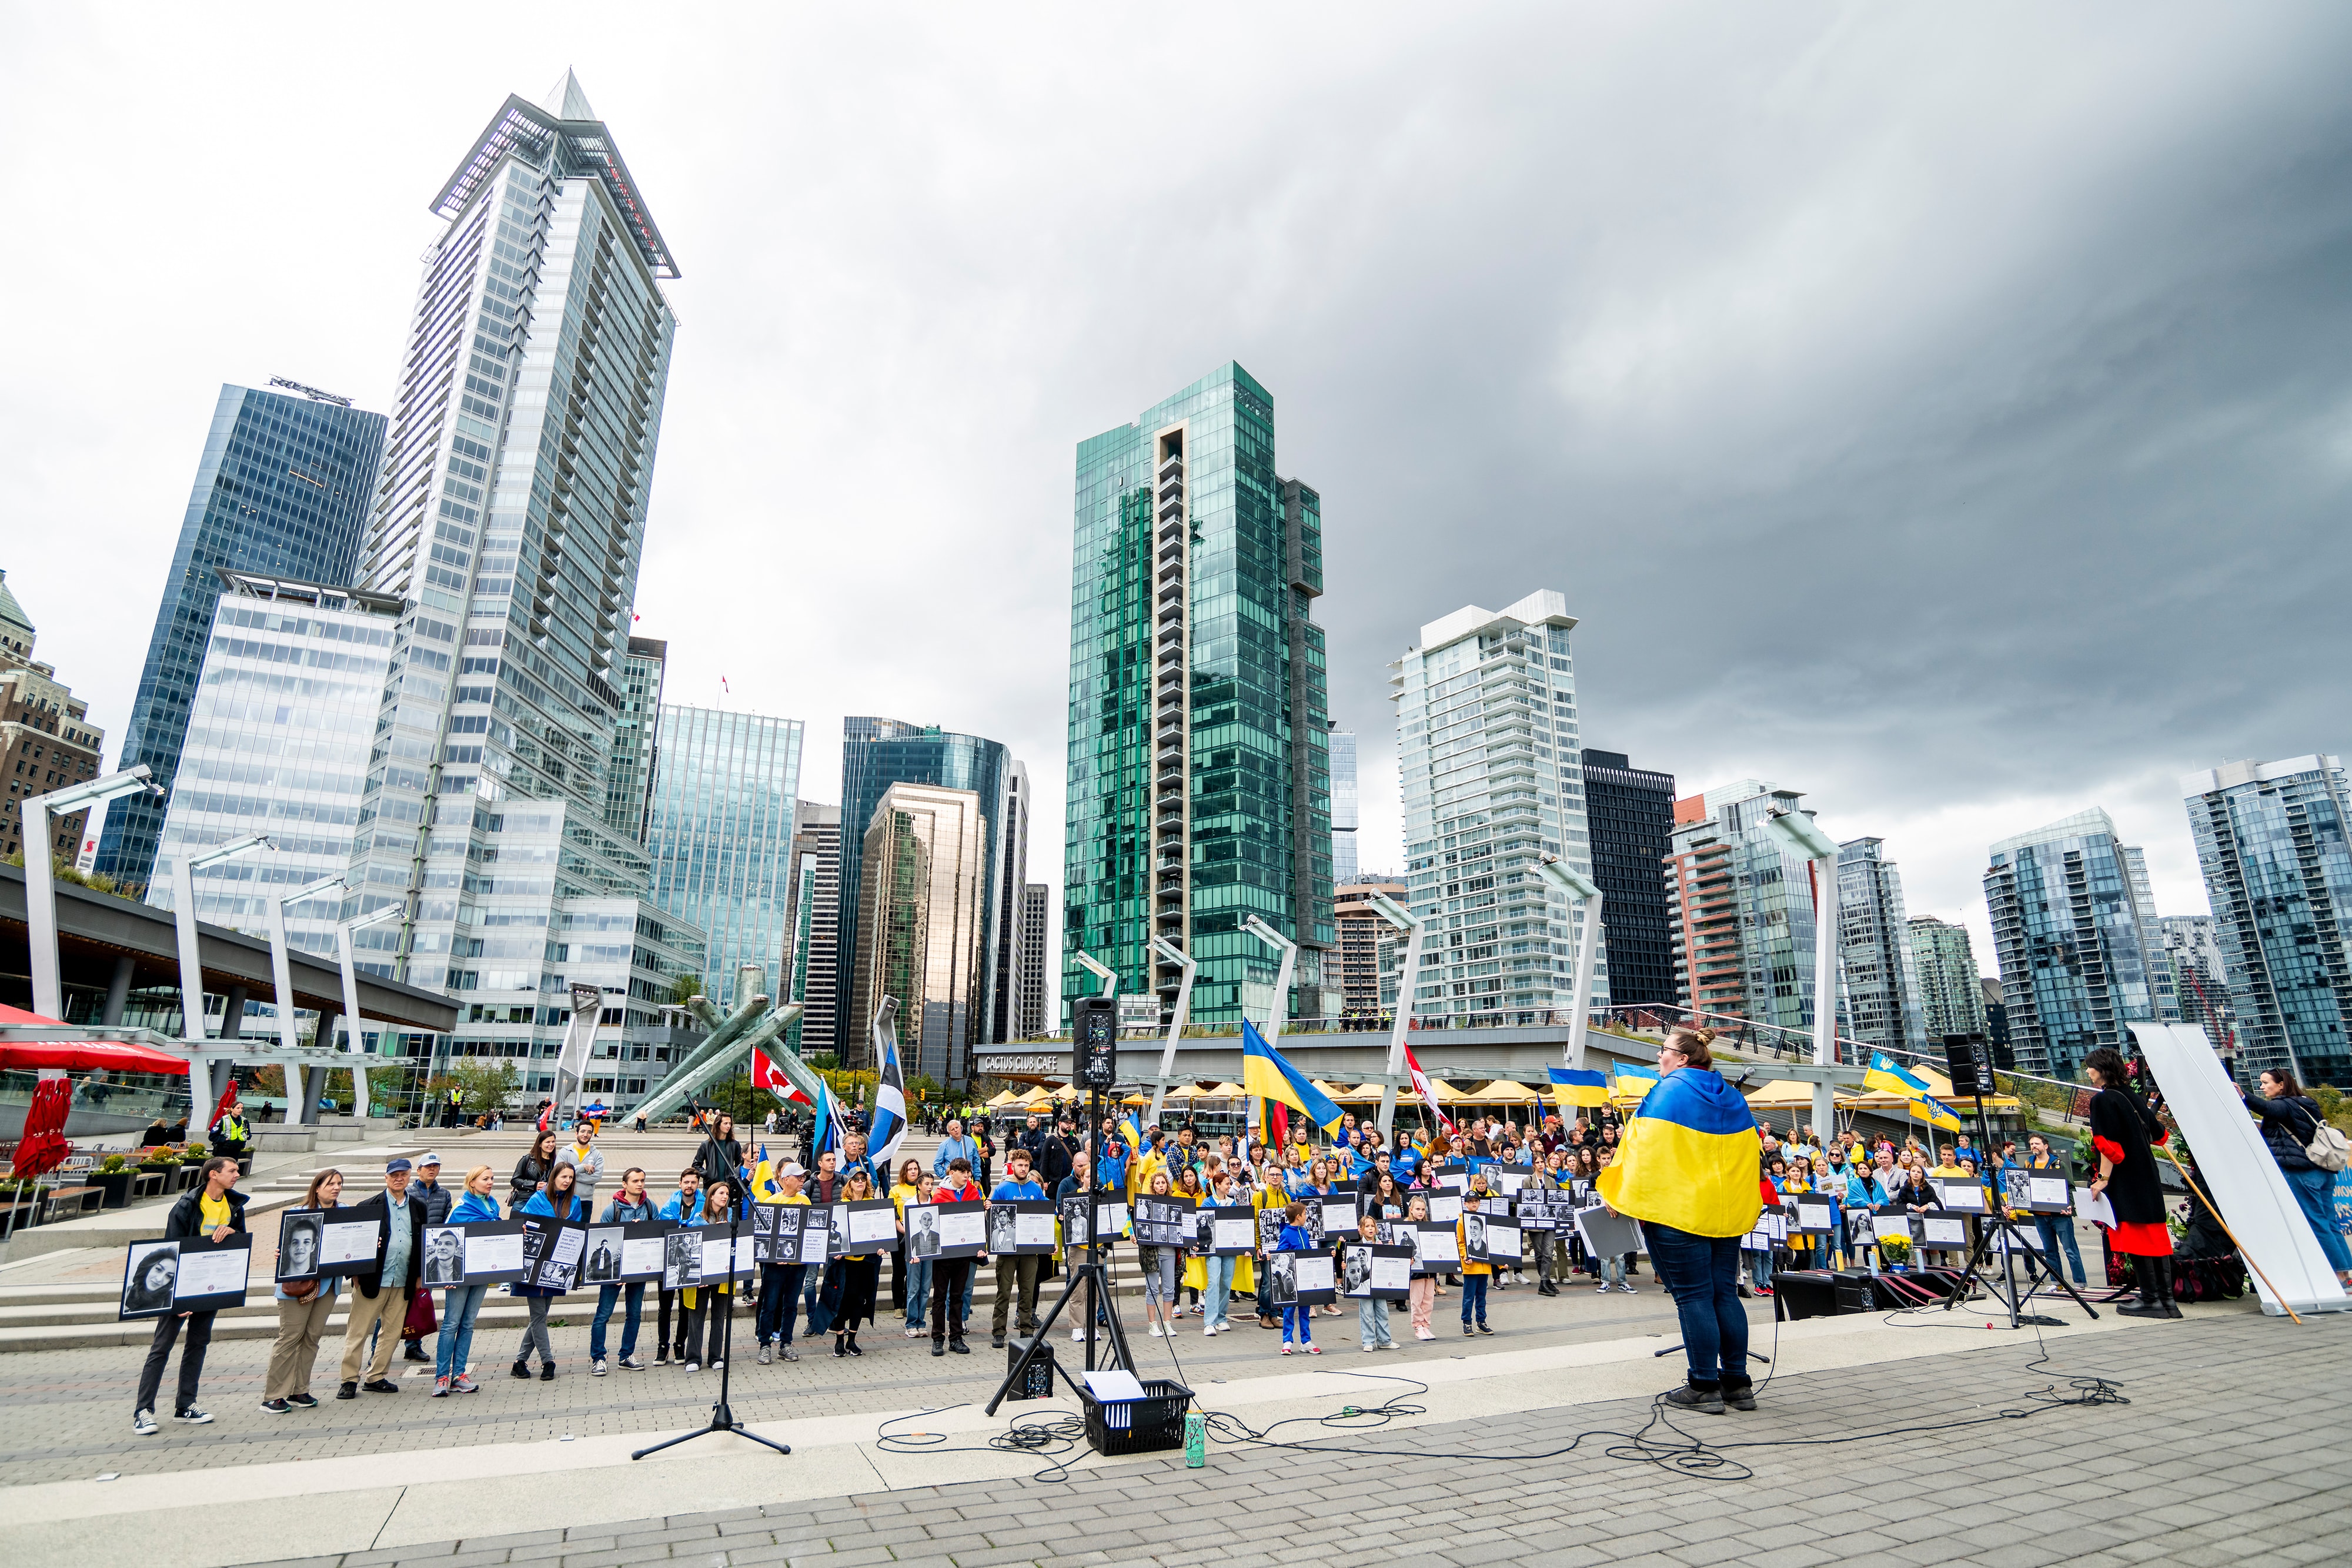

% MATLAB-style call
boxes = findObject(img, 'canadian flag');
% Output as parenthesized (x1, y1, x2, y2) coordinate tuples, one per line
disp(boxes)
(1403, 1039, 1452, 1134)
(752, 1049, 811, 1104)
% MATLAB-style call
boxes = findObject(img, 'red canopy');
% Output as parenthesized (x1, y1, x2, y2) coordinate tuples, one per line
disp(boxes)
(0, 1004, 192, 1075)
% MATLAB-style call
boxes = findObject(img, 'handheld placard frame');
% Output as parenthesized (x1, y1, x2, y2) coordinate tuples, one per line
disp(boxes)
(1933, 1034, 2098, 1329)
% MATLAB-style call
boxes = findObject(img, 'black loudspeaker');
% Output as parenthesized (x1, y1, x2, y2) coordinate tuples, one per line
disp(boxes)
(1006, 1335, 1055, 1401)
(1832, 1270, 1878, 1313)
(1770, 1269, 1840, 1320)
(1075, 997, 1119, 1089)
(1942, 1034, 1991, 1098)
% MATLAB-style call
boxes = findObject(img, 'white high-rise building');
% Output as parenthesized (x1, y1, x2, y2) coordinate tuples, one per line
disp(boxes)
(1391, 591, 1604, 1023)
(337, 75, 703, 1108)
(1329, 726, 1359, 887)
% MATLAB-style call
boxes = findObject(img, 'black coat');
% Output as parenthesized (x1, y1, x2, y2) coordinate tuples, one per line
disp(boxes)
(1034, 1135, 1073, 1191)
(346, 1188, 426, 1300)
(693, 1135, 744, 1192)
(163, 1185, 249, 1239)
(2246, 1093, 2326, 1174)
(2087, 1086, 2169, 1227)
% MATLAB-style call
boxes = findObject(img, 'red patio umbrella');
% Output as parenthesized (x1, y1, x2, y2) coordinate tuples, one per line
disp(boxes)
(0, 1004, 192, 1074)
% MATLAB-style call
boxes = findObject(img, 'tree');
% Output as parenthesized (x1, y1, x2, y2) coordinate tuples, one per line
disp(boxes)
(425, 1060, 523, 1115)
(670, 972, 705, 1005)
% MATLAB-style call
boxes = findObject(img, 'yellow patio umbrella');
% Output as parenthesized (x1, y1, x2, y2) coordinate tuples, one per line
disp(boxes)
(1325, 1081, 1383, 1104)
(1741, 1079, 1822, 1108)
(1162, 1084, 1204, 1101)
(1205, 1082, 1247, 1100)
(1120, 1092, 1151, 1106)
(1049, 1083, 1085, 1102)
(1344, 1083, 1393, 1103)
(1466, 1079, 1538, 1104)
(1018, 1084, 1054, 1103)
(984, 1088, 1023, 1108)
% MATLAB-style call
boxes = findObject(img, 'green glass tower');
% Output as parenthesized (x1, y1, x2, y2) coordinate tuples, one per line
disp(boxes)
(1064, 362, 1334, 1029)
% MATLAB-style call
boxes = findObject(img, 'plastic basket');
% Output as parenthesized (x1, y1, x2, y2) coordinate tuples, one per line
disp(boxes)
(1080, 1378, 1192, 1456)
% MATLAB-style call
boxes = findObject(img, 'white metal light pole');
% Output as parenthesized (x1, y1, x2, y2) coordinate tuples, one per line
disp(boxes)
(1073, 950, 1118, 1007)
(1145, 935, 1197, 1123)
(1364, 891, 1427, 1141)
(270, 874, 348, 1122)
(1766, 808, 1843, 1141)
(338, 901, 405, 1119)
(20, 767, 156, 1021)
(172, 834, 273, 1116)
(1537, 854, 1604, 1071)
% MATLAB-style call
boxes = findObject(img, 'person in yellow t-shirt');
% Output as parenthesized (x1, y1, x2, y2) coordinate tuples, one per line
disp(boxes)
(1456, 1192, 1494, 1336)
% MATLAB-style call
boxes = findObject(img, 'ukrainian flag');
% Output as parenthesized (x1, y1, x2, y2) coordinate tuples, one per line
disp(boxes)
(1549, 1066, 1611, 1109)
(1865, 1052, 1933, 1099)
(1596, 1068, 1765, 1237)
(1611, 1062, 1661, 1101)
(1907, 1091, 1965, 1135)
(1241, 1021, 1344, 1135)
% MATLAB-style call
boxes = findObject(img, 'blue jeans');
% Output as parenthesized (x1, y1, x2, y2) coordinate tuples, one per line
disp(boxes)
(590, 1282, 643, 1362)
(2286, 1166, 2352, 1272)
(2034, 1215, 2087, 1285)
(1458, 1273, 1489, 1324)
(1281, 1302, 1314, 1343)
(1204, 1254, 1237, 1329)
(1746, 1246, 1773, 1290)
(760, 1265, 807, 1346)
(904, 1256, 931, 1329)
(1358, 1297, 1393, 1348)
(1646, 1222, 1747, 1386)
(437, 1283, 490, 1380)
(801, 1263, 831, 1337)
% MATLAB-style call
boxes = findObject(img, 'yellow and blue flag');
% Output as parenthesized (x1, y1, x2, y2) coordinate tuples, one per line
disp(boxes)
(1865, 1052, 1933, 1099)
(1611, 1062, 1661, 1101)
(1122, 1109, 1145, 1149)
(1596, 1068, 1765, 1238)
(1907, 1091, 1965, 1135)
(1241, 1020, 1344, 1135)
(1549, 1066, 1611, 1109)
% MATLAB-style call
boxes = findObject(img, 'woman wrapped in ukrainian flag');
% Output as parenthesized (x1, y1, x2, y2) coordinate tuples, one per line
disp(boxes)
(1596, 1026, 1768, 1415)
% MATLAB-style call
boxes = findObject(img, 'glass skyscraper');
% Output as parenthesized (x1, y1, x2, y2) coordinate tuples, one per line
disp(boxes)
(95, 382, 386, 891)
(1835, 838, 1927, 1051)
(2160, 913, 2236, 1054)
(1392, 592, 1600, 1024)
(1581, 748, 1677, 1007)
(2183, 755, 2352, 1086)
(847, 783, 989, 1084)
(837, 717, 1018, 1053)
(607, 635, 667, 843)
(335, 74, 701, 1106)
(1329, 727, 1359, 887)
(645, 707, 804, 1009)
(1983, 808, 2161, 1079)
(1908, 915, 1991, 1040)
(1666, 781, 1836, 1039)
(781, 800, 841, 1053)
(1065, 363, 1334, 1029)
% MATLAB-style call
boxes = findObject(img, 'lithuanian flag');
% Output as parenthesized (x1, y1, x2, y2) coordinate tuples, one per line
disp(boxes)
(1596, 1068, 1765, 1238)
(1241, 1021, 1344, 1135)
(1549, 1066, 1611, 1109)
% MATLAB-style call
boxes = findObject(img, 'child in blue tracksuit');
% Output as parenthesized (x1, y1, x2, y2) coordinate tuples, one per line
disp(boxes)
(1276, 1202, 1320, 1353)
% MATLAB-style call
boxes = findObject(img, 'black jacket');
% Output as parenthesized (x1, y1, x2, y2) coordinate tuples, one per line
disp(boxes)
(693, 1135, 744, 1192)
(2246, 1093, 2326, 1174)
(2088, 1086, 2170, 1227)
(510, 1153, 553, 1212)
(346, 1188, 426, 1300)
(1034, 1134, 1073, 1191)
(163, 1184, 249, 1239)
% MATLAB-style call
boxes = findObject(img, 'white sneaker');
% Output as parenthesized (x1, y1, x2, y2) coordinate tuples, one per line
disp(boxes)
(1204, 1324, 1216, 1336)
(133, 1410, 158, 1436)
(592, 1359, 608, 1377)
(1149, 1323, 1163, 1338)
(1071, 1326, 1085, 1342)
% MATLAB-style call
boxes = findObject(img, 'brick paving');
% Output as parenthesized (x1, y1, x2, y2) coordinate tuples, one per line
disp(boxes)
(153, 1313, 2352, 1568)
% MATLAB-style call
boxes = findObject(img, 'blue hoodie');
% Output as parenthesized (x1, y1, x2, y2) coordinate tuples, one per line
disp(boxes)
(660, 1189, 706, 1225)
(448, 1191, 503, 1225)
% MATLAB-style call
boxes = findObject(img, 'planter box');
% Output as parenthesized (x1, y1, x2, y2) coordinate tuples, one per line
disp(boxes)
(93, 1171, 135, 1209)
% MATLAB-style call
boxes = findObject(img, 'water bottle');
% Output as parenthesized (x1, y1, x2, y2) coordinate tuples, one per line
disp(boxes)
(1184, 1410, 1205, 1467)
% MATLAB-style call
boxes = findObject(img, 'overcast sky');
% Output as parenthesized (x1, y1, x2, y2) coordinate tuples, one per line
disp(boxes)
(7, 5, 2349, 980)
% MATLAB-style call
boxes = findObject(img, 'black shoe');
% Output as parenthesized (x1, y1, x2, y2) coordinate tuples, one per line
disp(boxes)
(844, 1336, 862, 1356)
(1723, 1380, 1758, 1412)
(1662, 1381, 1725, 1415)
(260, 1398, 291, 1414)
(932, 1342, 946, 1357)
(1476, 1322, 1494, 1335)
(832, 1338, 847, 1358)
(948, 1338, 970, 1355)
(286, 1393, 319, 1409)
(540, 1363, 556, 1380)
(512, 1360, 533, 1379)
(336, 1381, 359, 1400)
(363, 1378, 400, 1394)
(402, 1341, 430, 1363)
(991, 1332, 1005, 1349)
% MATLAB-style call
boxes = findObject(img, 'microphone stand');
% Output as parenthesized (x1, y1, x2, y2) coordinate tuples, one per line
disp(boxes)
(633, 1095, 790, 1460)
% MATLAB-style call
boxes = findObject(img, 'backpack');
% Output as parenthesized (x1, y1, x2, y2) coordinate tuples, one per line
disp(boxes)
(2293, 1102, 2350, 1174)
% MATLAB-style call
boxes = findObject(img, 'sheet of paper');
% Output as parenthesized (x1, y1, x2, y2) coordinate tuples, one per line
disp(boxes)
(1292, 1253, 1336, 1292)
(1368, 1251, 1412, 1292)
(2077, 1185, 2115, 1226)
(1425, 1193, 1463, 1223)
(2030, 1176, 2070, 1207)
(321, 1220, 378, 1266)
(173, 1245, 246, 1302)
(847, 1204, 899, 1246)
(1083, 1369, 1147, 1403)
(1487, 1222, 1523, 1261)
(700, 1233, 734, 1276)
(1489, 1169, 1529, 1195)
(937, 1207, 988, 1248)
(734, 1233, 759, 1272)
(619, 1235, 668, 1278)
(1921, 1216, 1969, 1246)
(1096, 1202, 1129, 1237)
(1016, 1209, 1059, 1248)
(1798, 1202, 1834, 1231)
(1318, 1197, 1358, 1232)
(466, 1230, 525, 1275)
(1940, 1183, 1986, 1212)
(1413, 1226, 1459, 1265)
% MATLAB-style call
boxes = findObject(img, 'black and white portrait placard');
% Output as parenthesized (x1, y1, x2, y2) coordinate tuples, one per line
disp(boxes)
(1255, 1206, 1284, 1257)
(1272, 1248, 1337, 1306)
(991, 1199, 1058, 1255)
(119, 1233, 249, 1320)
(532, 1223, 587, 1292)
(1461, 1210, 1493, 1265)
(276, 1210, 325, 1283)
(910, 1199, 988, 1259)
(1483, 1213, 1523, 1263)
(1409, 1221, 1459, 1276)
(1311, 1193, 1358, 1239)
(1058, 1195, 1093, 1252)
(580, 1227, 624, 1284)
(422, 1225, 467, 1286)
(1132, 1193, 1195, 1249)
(1341, 1242, 1412, 1300)
(662, 1228, 703, 1289)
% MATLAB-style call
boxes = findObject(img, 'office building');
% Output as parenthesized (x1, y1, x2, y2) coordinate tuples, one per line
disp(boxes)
(989, 762, 1032, 1045)
(1066, 362, 1335, 1031)
(1665, 781, 1835, 1039)
(838, 717, 1020, 1052)
(2183, 756, 2352, 1086)
(146, 572, 401, 986)
(1335, 878, 1409, 1019)
(646, 707, 804, 1008)
(1329, 727, 1359, 887)
(1836, 838, 1927, 1052)
(2159, 914, 2234, 1054)
(1581, 748, 1677, 1008)
(1017, 882, 1051, 1038)
(779, 800, 840, 1054)
(0, 570, 107, 864)
(1908, 915, 1990, 1040)
(1982, 977, 2012, 1063)
(607, 636, 666, 843)
(93, 383, 386, 891)
(335, 74, 701, 1108)
(1393, 591, 1600, 1025)
(1983, 808, 2162, 1079)
(848, 782, 988, 1083)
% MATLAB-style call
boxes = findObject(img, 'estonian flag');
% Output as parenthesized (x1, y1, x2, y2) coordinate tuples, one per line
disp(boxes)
(1596, 1066, 1765, 1238)
(1241, 1020, 1344, 1135)
(810, 1078, 839, 1161)
(1549, 1066, 1611, 1109)
(870, 1025, 908, 1175)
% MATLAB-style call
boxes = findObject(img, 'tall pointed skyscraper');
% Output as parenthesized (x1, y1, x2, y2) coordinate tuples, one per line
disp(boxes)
(1064, 363, 1335, 1030)
(335, 75, 702, 1108)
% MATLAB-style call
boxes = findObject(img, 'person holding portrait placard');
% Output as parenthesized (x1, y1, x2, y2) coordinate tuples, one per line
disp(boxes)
(512, 1164, 587, 1379)
(754, 1162, 814, 1363)
(928, 1157, 983, 1356)
(678, 1176, 740, 1369)
(131, 1155, 246, 1436)
(433, 1166, 503, 1395)
(818, 1167, 884, 1359)
(990, 1147, 1047, 1348)
(589, 1166, 656, 1377)
(336, 1158, 425, 1402)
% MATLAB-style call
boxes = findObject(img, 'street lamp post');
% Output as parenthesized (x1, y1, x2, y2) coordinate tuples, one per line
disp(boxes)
(172, 833, 274, 1115)
(270, 874, 348, 1125)
(20, 767, 157, 1021)
(1145, 935, 1197, 1123)
(1365, 890, 1426, 1141)
(338, 901, 406, 1120)
(1765, 807, 1843, 1140)
(1536, 855, 1604, 1071)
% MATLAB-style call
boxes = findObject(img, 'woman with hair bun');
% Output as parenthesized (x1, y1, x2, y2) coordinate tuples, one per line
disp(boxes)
(2083, 1048, 2178, 1319)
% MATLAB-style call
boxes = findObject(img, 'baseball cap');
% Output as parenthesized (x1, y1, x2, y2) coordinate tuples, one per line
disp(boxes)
(417, 1151, 443, 1168)
(385, 1157, 413, 1174)
(779, 1162, 807, 1179)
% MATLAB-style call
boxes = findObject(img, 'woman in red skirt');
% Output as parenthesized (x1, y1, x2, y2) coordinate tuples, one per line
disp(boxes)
(2083, 1047, 2179, 1319)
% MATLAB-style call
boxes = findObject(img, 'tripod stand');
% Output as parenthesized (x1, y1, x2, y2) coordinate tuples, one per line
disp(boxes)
(1940, 1091, 2097, 1329)
(633, 1099, 791, 1460)
(987, 1081, 1135, 1416)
